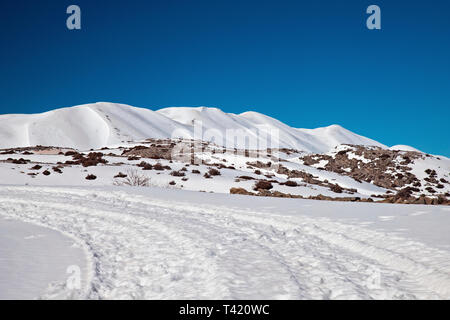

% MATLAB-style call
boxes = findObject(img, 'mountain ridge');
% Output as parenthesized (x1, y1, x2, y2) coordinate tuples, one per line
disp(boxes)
(0, 102, 395, 153)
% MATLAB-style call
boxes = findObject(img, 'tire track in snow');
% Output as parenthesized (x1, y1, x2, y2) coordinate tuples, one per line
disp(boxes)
(0, 186, 449, 299)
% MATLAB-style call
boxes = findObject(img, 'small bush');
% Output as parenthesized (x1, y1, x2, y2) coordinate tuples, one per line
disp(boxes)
(42, 170, 51, 176)
(192, 169, 201, 174)
(113, 169, 150, 187)
(30, 165, 42, 170)
(86, 174, 97, 180)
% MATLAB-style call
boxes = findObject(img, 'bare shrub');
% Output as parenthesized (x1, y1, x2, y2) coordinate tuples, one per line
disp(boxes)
(113, 169, 150, 187)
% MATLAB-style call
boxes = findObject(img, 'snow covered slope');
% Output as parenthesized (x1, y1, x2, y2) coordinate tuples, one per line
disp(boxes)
(0, 103, 189, 150)
(390, 145, 422, 153)
(158, 106, 387, 153)
(1, 186, 449, 299)
(0, 102, 386, 152)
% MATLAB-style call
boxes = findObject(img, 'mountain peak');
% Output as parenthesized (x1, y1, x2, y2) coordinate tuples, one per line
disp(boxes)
(0, 103, 387, 152)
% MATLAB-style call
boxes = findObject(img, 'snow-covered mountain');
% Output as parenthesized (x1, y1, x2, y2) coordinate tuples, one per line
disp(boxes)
(0, 102, 386, 152)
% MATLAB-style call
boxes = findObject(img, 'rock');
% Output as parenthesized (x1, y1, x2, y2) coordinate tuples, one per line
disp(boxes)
(230, 187, 254, 196)
(254, 180, 273, 191)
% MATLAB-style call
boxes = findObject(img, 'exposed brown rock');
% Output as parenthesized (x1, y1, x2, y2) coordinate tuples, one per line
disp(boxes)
(230, 187, 255, 196)
(114, 172, 127, 178)
(254, 180, 273, 191)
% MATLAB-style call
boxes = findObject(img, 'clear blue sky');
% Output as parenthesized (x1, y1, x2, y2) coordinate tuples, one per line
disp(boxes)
(0, 0, 449, 156)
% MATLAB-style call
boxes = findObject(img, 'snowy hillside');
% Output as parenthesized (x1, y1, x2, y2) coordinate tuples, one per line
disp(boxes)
(0, 102, 386, 152)
(0, 103, 449, 300)
(0, 102, 449, 202)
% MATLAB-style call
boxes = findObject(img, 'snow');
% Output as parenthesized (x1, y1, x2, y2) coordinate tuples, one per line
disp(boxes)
(0, 216, 88, 299)
(0, 102, 448, 300)
(390, 145, 422, 153)
(0, 103, 387, 153)
(0, 185, 449, 299)
(408, 155, 450, 187)
(298, 125, 386, 153)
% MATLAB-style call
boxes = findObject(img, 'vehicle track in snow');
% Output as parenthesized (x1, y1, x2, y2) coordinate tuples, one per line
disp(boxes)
(0, 186, 449, 299)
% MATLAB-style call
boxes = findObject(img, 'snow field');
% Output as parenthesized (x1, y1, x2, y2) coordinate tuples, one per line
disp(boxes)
(0, 186, 449, 299)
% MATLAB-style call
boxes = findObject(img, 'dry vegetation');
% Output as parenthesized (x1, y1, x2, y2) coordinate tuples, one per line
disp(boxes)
(113, 169, 150, 187)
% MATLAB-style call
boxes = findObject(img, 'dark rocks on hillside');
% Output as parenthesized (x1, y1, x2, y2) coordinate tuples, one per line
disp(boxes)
(284, 180, 298, 187)
(114, 172, 127, 178)
(153, 163, 171, 171)
(10, 158, 29, 164)
(253, 180, 273, 191)
(300, 146, 423, 191)
(208, 168, 221, 176)
(52, 166, 63, 174)
(170, 170, 186, 177)
(230, 187, 255, 196)
(122, 144, 174, 160)
(330, 184, 343, 193)
(127, 156, 140, 161)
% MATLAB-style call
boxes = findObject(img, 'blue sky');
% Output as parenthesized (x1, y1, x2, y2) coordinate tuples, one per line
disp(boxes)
(0, 0, 449, 156)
